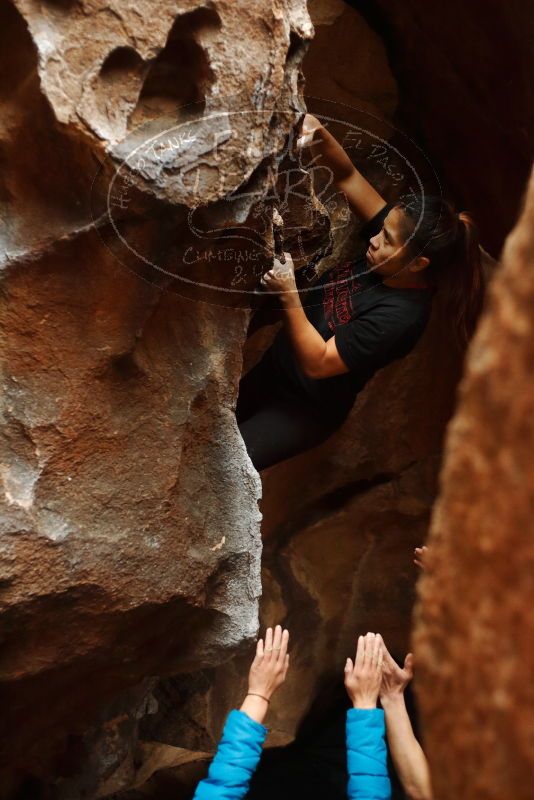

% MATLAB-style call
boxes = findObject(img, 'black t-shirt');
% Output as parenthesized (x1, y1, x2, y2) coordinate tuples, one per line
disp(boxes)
(266, 204, 433, 423)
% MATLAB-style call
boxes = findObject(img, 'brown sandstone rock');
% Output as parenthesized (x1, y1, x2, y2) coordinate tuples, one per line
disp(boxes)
(12, 0, 313, 211)
(2, 0, 533, 796)
(0, 0, 314, 794)
(413, 171, 534, 800)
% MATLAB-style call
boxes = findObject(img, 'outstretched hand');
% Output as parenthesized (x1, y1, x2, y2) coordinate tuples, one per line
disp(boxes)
(376, 634, 414, 703)
(344, 632, 383, 709)
(248, 624, 290, 698)
(240, 625, 290, 724)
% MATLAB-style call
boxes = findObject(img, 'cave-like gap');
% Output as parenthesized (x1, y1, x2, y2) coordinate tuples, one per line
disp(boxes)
(129, 7, 221, 128)
(100, 46, 145, 85)
(0, 0, 37, 97)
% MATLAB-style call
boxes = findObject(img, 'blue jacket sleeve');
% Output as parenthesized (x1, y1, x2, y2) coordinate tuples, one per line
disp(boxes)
(346, 708, 392, 799)
(193, 709, 267, 800)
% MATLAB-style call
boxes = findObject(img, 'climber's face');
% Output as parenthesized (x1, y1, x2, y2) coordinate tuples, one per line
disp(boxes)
(366, 206, 428, 278)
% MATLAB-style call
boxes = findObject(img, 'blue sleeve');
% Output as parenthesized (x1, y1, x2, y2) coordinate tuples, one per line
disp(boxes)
(193, 709, 267, 800)
(346, 708, 392, 799)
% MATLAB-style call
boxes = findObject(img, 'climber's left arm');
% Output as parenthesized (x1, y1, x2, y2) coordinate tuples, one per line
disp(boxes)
(261, 252, 350, 379)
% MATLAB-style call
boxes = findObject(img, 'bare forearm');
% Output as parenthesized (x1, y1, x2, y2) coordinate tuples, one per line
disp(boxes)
(381, 694, 432, 800)
(304, 115, 385, 221)
(240, 694, 269, 725)
(280, 294, 327, 377)
(307, 116, 355, 184)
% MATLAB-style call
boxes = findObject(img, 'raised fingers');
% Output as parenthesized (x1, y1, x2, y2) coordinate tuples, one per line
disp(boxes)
(375, 634, 386, 667)
(277, 627, 289, 664)
(376, 634, 393, 666)
(414, 546, 427, 569)
(272, 624, 282, 653)
(372, 633, 382, 667)
(364, 632, 376, 666)
(377, 648, 384, 674)
(264, 626, 274, 658)
(282, 653, 290, 680)
(355, 635, 365, 670)
(404, 652, 415, 678)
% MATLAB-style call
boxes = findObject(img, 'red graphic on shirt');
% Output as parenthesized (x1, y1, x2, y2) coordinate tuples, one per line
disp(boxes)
(322, 262, 361, 331)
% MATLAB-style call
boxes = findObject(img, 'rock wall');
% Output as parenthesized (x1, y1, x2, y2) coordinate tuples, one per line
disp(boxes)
(1, 0, 532, 797)
(414, 170, 534, 800)
(0, 0, 313, 795)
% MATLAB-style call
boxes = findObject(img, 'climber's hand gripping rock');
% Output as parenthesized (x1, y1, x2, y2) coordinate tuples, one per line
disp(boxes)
(260, 251, 298, 299)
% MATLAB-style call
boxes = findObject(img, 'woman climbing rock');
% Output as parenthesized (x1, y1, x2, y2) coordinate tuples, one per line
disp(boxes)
(236, 114, 485, 472)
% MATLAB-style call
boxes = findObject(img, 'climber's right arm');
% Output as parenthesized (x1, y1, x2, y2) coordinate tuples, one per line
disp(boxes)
(298, 114, 386, 222)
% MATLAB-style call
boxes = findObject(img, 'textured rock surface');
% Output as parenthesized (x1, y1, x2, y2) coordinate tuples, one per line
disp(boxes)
(11, 0, 312, 210)
(0, 0, 313, 794)
(413, 171, 534, 800)
(2, 0, 533, 797)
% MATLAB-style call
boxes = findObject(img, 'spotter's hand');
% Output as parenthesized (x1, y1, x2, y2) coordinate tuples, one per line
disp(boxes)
(376, 633, 414, 701)
(344, 632, 384, 710)
(414, 545, 428, 571)
(260, 251, 298, 296)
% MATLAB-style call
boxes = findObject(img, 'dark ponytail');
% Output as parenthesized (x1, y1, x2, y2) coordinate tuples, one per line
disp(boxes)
(398, 196, 486, 348)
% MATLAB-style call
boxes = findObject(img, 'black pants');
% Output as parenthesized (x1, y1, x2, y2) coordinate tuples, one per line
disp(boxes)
(236, 351, 342, 472)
